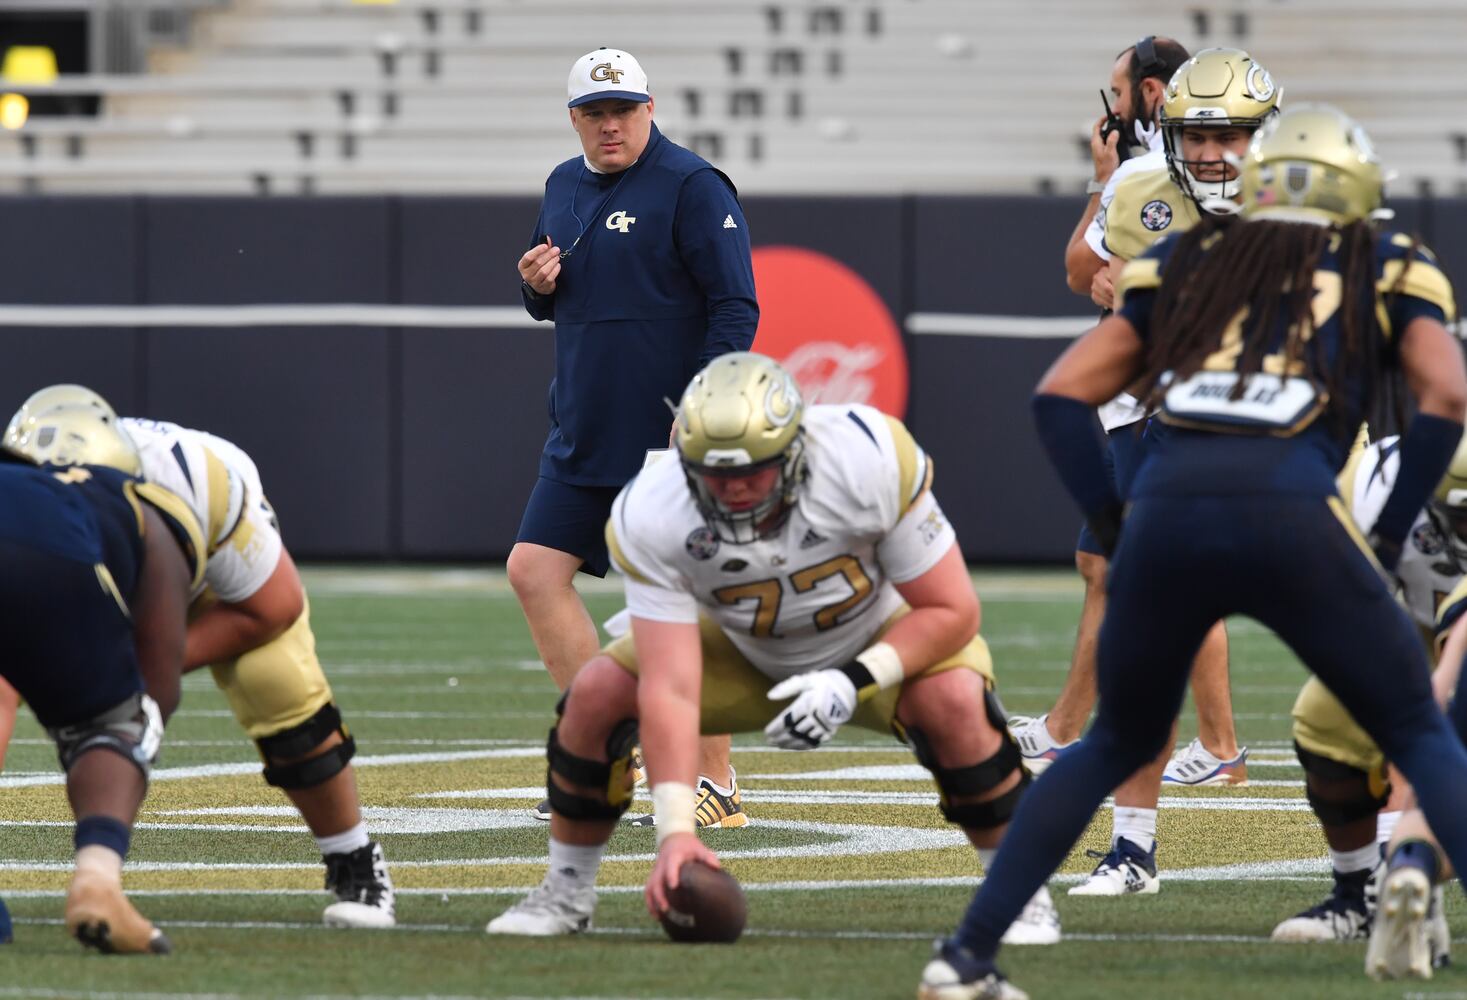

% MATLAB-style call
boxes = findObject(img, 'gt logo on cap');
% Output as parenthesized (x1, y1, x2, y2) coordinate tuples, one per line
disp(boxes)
(590, 63, 624, 84)
(606, 211, 637, 233)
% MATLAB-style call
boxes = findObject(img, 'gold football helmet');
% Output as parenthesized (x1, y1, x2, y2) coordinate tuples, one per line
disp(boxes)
(675, 352, 807, 544)
(1160, 47, 1281, 210)
(2, 384, 141, 474)
(1239, 105, 1384, 227)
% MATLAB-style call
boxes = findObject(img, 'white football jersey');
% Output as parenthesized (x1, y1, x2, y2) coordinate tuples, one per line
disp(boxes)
(1341, 438, 1462, 629)
(606, 404, 957, 680)
(121, 418, 282, 603)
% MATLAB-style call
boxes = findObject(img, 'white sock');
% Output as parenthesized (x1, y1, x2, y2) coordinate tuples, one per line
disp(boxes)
(548, 837, 605, 890)
(701, 765, 737, 797)
(977, 847, 997, 872)
(315, 821, 370, 857)
(1377, 810, 1402, 847)
(1112, 807, 1157, 854)
(1329, 843, 1380, 875)
(75, 845, 123, 884)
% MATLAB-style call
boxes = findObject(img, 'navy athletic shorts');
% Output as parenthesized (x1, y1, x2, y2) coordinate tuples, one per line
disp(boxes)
(516, 477, 624, 578)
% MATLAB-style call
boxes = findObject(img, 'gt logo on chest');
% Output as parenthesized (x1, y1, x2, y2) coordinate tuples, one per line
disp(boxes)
(606, 210, 637, 233)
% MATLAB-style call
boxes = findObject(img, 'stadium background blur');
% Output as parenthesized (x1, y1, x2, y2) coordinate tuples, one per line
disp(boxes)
(0, 0, 1464, 566)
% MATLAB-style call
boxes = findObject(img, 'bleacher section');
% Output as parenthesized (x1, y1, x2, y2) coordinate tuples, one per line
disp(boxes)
(1, 0, 1464, 195)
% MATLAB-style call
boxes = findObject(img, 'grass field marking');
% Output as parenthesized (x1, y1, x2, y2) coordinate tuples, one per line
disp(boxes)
(11, 913, 1349, 948)
(0, 858, 1332, 886)
(0, 747, 546, 789)
(0, 989, 776, 1000)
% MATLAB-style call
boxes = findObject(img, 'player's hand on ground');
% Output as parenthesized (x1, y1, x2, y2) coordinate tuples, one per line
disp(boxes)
(1090, 266, 1115, 309)
(519, 236, 561, 295)
(645, 832, 720, 918)
(764, 669, 857, 749)
(1090, 115, 1121, 185)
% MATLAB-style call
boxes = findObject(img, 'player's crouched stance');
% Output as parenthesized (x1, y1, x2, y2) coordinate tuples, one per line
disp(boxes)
(488, 353, 1058, 947)
(3, 388, 394, 929)
(0, 438, 207, 953)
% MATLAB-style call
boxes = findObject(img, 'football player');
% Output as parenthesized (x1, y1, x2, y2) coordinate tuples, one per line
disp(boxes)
(1368, 570, 1467, 978)
(1012, 47, 1281, 898)
(1, 387, 395, 929)
(923, 105, 1466, 1000)
(1275, 435, 1467, 950)
(0, 423, 206, 954)
(487, 352, 1059, 945)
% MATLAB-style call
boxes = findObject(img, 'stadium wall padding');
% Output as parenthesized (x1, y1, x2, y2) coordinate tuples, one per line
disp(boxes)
(0, 194, 1458, 562)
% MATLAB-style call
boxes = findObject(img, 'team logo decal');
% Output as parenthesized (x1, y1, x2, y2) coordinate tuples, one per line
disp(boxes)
(686, 527, 721, 560)
(1412, 521, 1446, 556)
(1245, 64, 1276, 102)
(589, 62, 624, 84)
(606, 210, 637, 233)
(1141, 199, 1173, 232)
(749, 246, 909, 418)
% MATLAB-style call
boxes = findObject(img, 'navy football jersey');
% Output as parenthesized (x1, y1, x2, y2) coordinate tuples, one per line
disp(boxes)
(1115, 227, 1455, 499)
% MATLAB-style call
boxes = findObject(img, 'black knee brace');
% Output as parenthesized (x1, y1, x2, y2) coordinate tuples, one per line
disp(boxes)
(545, 692, 640, 822)
(257, 703, 357, 790)
(905, 689, 1030, 830)
(1296, 742, 1389, 826)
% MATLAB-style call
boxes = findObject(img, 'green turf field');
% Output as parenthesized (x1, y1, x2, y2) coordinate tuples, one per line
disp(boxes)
(0, 566, 1459, 1000)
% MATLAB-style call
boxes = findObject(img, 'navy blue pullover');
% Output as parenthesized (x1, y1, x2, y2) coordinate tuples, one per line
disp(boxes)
(522, 123, 758, 485)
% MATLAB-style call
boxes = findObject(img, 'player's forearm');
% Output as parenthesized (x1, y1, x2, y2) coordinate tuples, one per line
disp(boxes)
(1064, 200, 1104, 294)
(637, 684, 701, 788)
(874, 605, 979, 678)
(184, 604, 288, 671)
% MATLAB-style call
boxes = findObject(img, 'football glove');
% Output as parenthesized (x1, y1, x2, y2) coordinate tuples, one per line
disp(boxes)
(764, 669, 857, 749)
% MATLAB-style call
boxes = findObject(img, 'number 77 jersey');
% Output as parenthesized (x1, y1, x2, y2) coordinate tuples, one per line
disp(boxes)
(604, 403, 957, 681)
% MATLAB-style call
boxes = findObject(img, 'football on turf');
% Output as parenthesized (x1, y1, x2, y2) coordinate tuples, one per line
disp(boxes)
(659, 860, 746, 943)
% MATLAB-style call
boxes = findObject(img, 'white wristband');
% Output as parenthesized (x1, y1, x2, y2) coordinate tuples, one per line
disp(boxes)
(855, 641, 906, 690)
(651, 781, 697, 846)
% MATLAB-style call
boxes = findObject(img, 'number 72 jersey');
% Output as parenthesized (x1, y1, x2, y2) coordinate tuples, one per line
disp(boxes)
(604, 404, 957, 681)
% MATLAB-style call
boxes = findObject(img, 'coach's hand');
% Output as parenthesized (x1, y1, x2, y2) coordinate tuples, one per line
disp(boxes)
(1091, 115, 1122, 185)
(764, 669, 857, 749)
(646, 832, 721, 918)
(519, 235, 561, 295)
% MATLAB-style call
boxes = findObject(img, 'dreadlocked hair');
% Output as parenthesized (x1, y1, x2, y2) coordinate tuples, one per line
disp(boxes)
(1135, 215, 1389, 436)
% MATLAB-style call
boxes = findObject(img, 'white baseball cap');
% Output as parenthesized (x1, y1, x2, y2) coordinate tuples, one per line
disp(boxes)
(567, 48, 650, 109)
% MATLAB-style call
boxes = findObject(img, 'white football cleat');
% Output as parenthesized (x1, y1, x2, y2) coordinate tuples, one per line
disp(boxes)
(1067, 838, 1159, 896)
(1366, 866, 1432, 981)
(1000, 885, 1061, 945)
(917, 940, 1029, 1000)
(322, 841, 396, 929)
(486, 878, 596, 936)
(1271, 870, 1372, 942)
(1162, 738, 1248, 787)
(1006, 714, 1075, 777)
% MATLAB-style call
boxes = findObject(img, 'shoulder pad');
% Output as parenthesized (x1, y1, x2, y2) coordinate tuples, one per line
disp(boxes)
(1106, 169, 1186, 261)
(1377, 235, 1457, 322)
(1437, 574, 1467, 635)
(130, 480, 208, 591)
(880, 414, 933, 518)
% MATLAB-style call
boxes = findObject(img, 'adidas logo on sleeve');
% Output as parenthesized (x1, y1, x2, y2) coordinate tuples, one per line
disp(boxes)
(722, 214, 738, 229)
